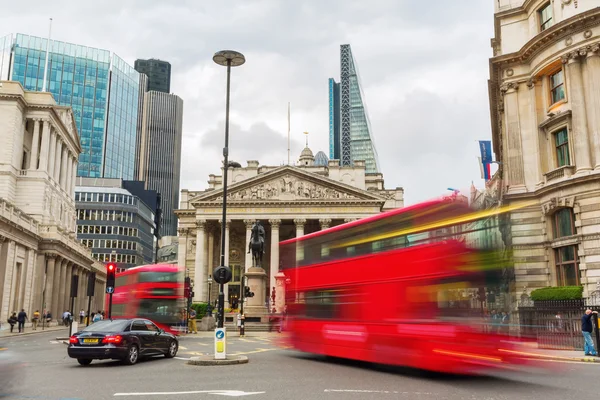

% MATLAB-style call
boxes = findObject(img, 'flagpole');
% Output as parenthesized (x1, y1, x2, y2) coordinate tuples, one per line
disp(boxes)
(287, 102, 290, 165)
(42, 18, 53, 92)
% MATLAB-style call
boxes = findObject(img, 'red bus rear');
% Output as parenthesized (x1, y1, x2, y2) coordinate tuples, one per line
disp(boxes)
(106, 264, 186, 335)
(280, 198, 544, 375)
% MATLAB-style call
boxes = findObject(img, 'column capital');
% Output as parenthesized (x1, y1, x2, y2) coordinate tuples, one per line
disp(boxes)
(586, 44, 600, 57)
(500, 81, 518, 94)
(562, 51, 582, 64)
(293, 218, 306, 228)
(45, 253, 57, 260)
(219, 219, 232, 228)
(269, 219, 281, 228)
(177, 227, 189, 236)
(343, 218, 357, 223)
(244, 219, 255, 229)
(526, 77, 538, 89)
(195, 219, 207, 229)
(319, 218, 332, 229)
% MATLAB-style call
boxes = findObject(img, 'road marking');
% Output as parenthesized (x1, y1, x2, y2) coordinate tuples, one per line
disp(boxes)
(174, 357, 189, 361)
(114, 389, 265, 397)
(228, 348, 276, 356)
(324, 389, 433, 395)
(49, 340, 61, 344)
(179, 346, 188, 350)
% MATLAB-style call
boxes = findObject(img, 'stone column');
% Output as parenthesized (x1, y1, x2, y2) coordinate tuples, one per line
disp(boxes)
(294, 219, 306, 261)
(60, 146, 68, 189)
(177, 228, 188, 268)
(1, 240, 16, 320)
(71, 159, 77, 194)
(53, 140, 63, 182)
(44, 255, 56, 317)
(51, 257, 62, 319)
(39, 120, 51, 172)
(269, 219, 281, 296)
(63, 262, 73, 314)
(564, 53, 592, 172)
(47, 131, 57, 177)
(244, 219, 255, 271)
(29, 119, 41, 170)
(31, 252, 46, 313)
(319, 219, 332, 258)
(207, 226, 215, 277)
(501, 82, 525, 189)
(584, 45, 600, 169)
(56, 259, 68, 317)
(194, 219, 206, 303)
(66, 156, 73, 196)
(525, 78, 542, 187)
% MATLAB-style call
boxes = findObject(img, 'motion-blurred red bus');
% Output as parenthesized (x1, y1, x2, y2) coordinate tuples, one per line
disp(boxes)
(280, 197, 543, 375)
(107, 264, 186, 335)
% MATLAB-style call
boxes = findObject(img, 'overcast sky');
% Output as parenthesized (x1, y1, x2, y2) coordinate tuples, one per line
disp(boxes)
(1, 1, 497, 205)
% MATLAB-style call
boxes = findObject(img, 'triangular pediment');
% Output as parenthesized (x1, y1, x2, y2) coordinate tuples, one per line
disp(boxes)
(55, 107, 82, 153)
(190, 166, 385, 204)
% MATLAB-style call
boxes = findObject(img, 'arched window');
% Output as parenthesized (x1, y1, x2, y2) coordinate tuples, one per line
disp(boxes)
(552, 208, 579, 286)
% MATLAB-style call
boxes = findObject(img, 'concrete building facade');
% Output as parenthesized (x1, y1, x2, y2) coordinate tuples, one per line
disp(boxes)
(488, 2, 600, 298)
(0, 81, 106, 324)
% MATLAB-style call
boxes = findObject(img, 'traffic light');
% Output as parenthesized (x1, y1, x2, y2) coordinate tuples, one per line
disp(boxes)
(184, 277, 191, 299)
(106, 263, 116, 291)
(244, 286, 254, 298)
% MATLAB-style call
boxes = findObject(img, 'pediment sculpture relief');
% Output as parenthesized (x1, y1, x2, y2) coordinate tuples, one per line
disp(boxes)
(214, 174, 359, 201)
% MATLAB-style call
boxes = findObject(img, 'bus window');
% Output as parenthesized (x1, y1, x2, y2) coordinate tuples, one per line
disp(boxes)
(303, 289, 357, 320)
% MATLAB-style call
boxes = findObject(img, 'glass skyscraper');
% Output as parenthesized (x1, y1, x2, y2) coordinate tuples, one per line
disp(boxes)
(328, 44, 380, 174)
(0, 33, 140, 179)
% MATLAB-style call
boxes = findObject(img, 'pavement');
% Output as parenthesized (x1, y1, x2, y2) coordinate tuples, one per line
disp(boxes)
(2, 330, 600, 400)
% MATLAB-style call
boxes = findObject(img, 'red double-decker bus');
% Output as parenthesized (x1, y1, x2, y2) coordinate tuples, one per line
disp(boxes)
(107, 264, 186, 334)
(280, 197, 543, 375)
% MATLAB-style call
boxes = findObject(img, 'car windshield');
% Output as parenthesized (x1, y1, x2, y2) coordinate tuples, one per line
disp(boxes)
(81, 320, 130, 332)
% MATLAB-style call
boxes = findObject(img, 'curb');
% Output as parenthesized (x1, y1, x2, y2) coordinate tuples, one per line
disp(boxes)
(0, 328, 67, 339)
(187, 355, 249, 366)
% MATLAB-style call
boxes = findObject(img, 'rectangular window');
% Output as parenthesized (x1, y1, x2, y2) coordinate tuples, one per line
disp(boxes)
(550, 69, 565, 104)
(539, 3, 553, 31)
(556, 245, 579, 286)
(554, 128, 570, 167)
(553, 208, 575, 238)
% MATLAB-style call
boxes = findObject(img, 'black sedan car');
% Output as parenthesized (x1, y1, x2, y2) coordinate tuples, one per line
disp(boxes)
(67, 318, 178, 366)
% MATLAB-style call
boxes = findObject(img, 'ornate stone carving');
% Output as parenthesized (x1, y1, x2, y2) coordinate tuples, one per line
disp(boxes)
(584, 30, 593, 39)
(214, 174, 359, 201)
(319, 218, 332, 229)
(344, 218, 357, 223)
(588, 44, 600, 55)
(269, 219, 281, 228)
(505, 68, 514, 77)
(195, 219, 206, 230)
(527, 77, 537, 89)
(293, 218, 306, 228)
(500, 82, 518, 94)
(189, 240, 196, 254)
(219, 219, 232, 228)
(244, 219, 255, 229)
(177, 227, 188, 236)
(565, 37, 573, 46)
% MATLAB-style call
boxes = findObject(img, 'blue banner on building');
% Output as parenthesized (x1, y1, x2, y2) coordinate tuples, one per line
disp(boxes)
(479, 140, 493, 163)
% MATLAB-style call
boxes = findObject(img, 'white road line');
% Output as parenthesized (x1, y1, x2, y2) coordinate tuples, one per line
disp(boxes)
(324, 389, 433, 395)
(114, 389, 265, 397)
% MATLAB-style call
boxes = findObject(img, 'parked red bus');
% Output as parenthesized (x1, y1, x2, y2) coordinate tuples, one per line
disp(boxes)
(107, 264, 186, 335)
(280, 197, 544, 375)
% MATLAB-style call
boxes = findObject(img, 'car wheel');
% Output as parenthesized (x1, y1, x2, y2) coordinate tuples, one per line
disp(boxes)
(77, 358, 92, 366)
(165, 340, 178, 358)
(122, 345, 139, 365)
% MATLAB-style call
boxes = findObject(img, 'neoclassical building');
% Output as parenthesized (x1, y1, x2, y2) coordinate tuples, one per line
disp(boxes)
(175, 147, 403, 309)
(0, 81, 106, 324)
(489, 2, 600, 298)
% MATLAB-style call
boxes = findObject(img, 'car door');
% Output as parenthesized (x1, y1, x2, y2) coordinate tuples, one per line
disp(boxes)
(144, 320, 168, 353)
(131, 320, 150, 355)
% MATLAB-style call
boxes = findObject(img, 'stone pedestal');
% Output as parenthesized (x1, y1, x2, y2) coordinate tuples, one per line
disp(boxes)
(275, 272, 286, 313)
(244, 267, 268, 316)
(200, 315, 216, 331)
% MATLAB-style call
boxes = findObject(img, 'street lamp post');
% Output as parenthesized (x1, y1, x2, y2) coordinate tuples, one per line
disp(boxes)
(207, 275, 213, 316)
(213, 50, 245, 331)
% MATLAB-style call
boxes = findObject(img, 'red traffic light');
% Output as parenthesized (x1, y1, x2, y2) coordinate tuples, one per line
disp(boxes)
(107, 263, 115, 271)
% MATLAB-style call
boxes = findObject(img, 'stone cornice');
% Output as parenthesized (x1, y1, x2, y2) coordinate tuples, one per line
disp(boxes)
(188, 199, 385, 208)
(504, 170, 600, 200)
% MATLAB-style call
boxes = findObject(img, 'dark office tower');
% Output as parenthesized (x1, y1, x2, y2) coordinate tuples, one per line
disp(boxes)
(134, 59, 171, 93)
(134, 73, 149, 179)
(138, 91, 183, 237)
(328, 44, 380, 173)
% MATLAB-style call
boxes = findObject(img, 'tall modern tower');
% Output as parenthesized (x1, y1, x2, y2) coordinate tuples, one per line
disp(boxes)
(134, 59, 171, 93)
(137, 91, 183, 237)
(328, 44, 380, 174)
(0, 33, 140, 179)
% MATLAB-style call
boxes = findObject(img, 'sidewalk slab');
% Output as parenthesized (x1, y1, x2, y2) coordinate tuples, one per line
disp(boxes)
(505, 348, 600, 363)
(0, 326, 67, 339)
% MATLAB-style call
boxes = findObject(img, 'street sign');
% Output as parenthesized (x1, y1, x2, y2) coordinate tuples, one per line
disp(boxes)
(106, 286, 114, 294)
(215, 327, 226, 359)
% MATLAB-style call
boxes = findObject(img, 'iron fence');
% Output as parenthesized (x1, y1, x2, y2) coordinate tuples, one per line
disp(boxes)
(518, 294, 600, 350)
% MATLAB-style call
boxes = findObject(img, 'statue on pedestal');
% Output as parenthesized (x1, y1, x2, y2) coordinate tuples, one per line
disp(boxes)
(248, 220, 265, 268)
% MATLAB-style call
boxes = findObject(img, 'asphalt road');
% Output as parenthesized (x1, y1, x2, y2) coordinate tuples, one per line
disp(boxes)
(1, 330, 598, 400)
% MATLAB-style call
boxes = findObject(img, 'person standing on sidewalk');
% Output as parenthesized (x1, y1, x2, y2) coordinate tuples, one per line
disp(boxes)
(188, 308, 198, 334)
(17, 309, 28, 333)
(582, 309, 598, 356)
(32, 310, 40, 330)
(7, 312, 17, 333)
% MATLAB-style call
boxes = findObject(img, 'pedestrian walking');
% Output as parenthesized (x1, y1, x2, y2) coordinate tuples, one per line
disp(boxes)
(582, 309, 598, 356)
(32, 310, 40, 330)
(62, 310, 71, 326)
(17, 309, 27, 333)
(188, 308, 198, 334)
(7, 312, 17, 333)
(79, 310, 85, 324)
